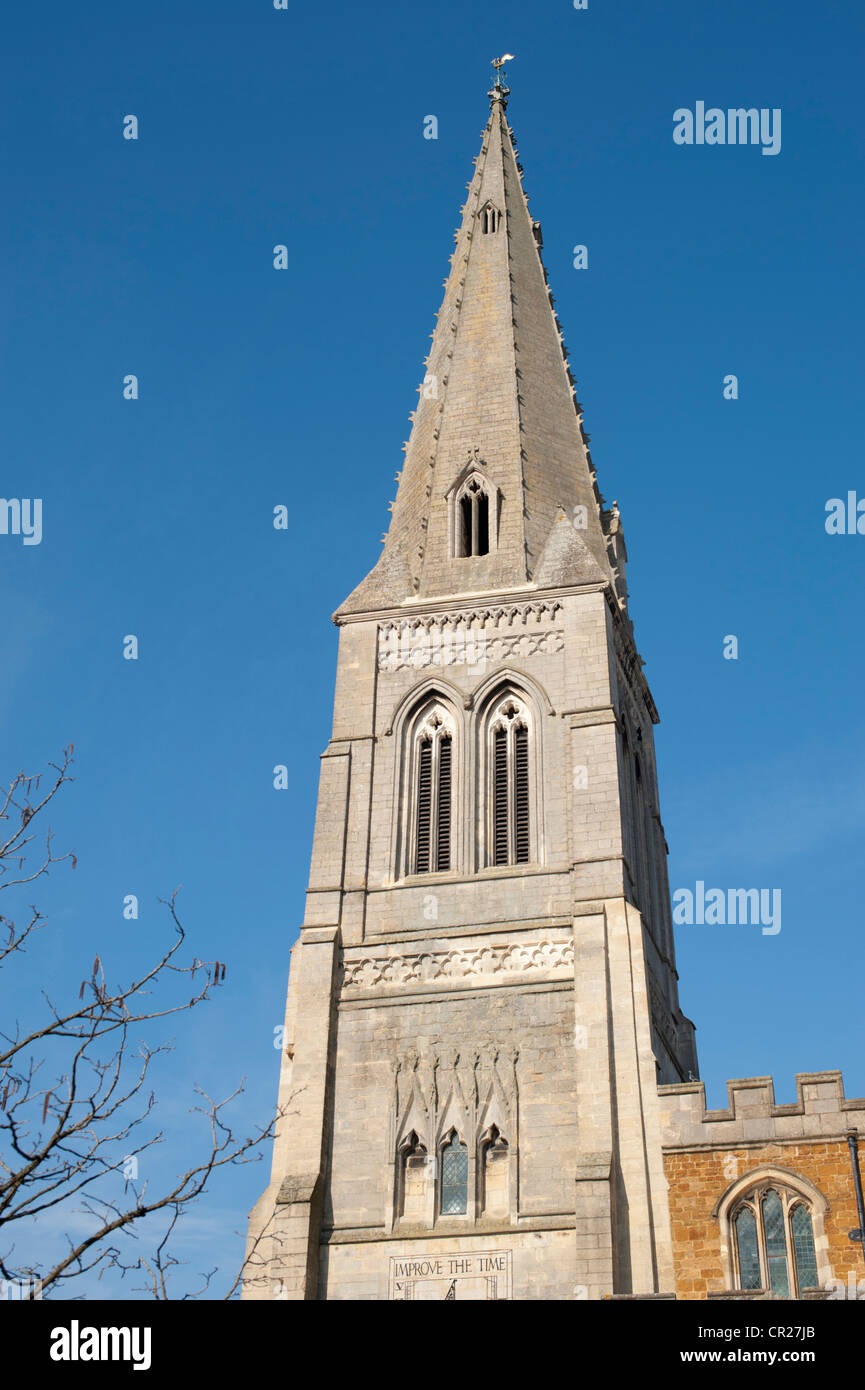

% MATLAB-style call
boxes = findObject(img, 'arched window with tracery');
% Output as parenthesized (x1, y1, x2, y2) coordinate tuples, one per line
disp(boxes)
(413, 708, 453, 874)
(440, 1130, 468, 1215)
(731, 1184, 818, 1297)
(480, 202, 500, 234)
(486, 693, 531, 867)
(446, 461, 500, 559)
(457, 476, 490, 557)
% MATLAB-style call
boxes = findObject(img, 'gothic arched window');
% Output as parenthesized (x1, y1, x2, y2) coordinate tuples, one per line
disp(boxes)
(487, 696, 531, 866)
(440, 1131, 468, 1215)
(445, 461, 500, 559)
(480, 202, 500, 234)
(398, 1132, 428, 1221)
(412, 707, 453, 874)
(480, 1126, 509, 1217)
(731, 1184, 818, 1297)
(457, 477, 490, 557)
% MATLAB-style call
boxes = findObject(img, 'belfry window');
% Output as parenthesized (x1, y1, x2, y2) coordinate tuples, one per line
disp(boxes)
(446, 460, 499, 559)
(458, 478, 490, 557)
(731, 1185, 818, 1297)
(480, 203, 500, 234)
(490, 698, 530, 867)
(413, 711, 453, 873)
(440, 1131, 468, 1215)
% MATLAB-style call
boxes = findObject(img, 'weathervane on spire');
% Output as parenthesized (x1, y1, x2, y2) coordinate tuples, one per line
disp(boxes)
(491, 53, 515, 88)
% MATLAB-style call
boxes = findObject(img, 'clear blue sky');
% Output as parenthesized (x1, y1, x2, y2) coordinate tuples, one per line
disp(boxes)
(2, 0, 863, 1297)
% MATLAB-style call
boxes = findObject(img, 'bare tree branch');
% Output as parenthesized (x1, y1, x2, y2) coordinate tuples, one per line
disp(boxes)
(0, 750, 286, 1299)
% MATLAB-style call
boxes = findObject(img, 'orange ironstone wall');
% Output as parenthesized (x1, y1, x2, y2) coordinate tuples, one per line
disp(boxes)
(664, 1140, 863, 1300)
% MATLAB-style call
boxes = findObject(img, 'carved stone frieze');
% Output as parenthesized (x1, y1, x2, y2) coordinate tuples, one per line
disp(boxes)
(342, 937, 574, 992)
(378, 602, 563, 672)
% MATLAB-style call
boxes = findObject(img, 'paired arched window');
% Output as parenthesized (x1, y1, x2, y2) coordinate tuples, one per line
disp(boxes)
(398, 682, 540, 877)
(731, 1184, 818, 1297)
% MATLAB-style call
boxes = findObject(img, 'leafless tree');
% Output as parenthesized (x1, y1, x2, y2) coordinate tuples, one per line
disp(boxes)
(0, 747, 286, 1299)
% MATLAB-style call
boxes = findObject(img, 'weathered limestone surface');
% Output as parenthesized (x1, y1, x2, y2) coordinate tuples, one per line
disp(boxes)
(244, 83, 696, 1301)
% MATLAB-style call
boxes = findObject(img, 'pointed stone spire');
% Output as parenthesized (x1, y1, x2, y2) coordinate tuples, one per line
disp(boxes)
(338, 81, 619, 617)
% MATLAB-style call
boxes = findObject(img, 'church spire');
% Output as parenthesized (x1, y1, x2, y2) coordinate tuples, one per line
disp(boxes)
(338, 79, 622, 617)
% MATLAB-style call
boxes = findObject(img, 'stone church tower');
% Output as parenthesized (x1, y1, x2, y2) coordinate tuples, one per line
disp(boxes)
(245, 74, 698, 1301)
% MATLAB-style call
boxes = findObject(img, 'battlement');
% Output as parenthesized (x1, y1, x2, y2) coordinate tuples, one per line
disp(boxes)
(659, 1071, 865, 1149)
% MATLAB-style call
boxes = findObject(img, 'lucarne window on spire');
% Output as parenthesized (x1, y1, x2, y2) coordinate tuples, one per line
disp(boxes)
(480, 202, 501, 234)
(457, 478, 490, 557)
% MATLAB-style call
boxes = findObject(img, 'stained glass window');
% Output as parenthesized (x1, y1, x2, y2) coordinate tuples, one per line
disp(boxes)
(762, 1190, 790, 1297)
(440, 1132, 468, 1215)
(791, 1204, 818, 1290)
(734, 1206, 761, 1289)
(731, 1182, 821, 1297)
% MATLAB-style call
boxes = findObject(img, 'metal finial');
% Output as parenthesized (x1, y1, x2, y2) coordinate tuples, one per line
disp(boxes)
(490, 53, 515, 91)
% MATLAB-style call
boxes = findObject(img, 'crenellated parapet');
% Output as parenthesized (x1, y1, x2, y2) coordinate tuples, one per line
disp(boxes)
(660, 1071, 865, 1149)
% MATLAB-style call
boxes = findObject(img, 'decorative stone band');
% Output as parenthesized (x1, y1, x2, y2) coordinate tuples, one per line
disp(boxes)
(342, 937, 574, 992)
(378, 602, 563, 672)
